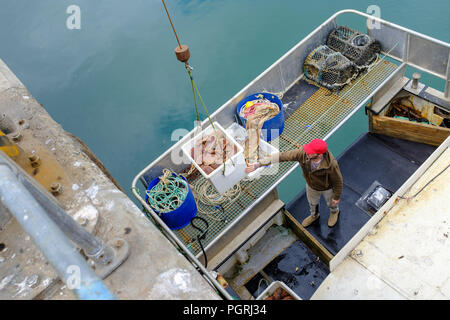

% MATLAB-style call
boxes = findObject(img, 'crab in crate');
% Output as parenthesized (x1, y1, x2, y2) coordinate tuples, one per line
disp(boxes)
(190, 131, 239, 175)
(265, 287, 295, 300)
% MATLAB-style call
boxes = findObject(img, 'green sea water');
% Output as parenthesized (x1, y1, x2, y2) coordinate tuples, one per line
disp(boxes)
(1, 0, 449, 204)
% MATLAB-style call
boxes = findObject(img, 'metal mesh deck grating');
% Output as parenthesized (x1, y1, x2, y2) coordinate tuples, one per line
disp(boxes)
(176, 59, 398, 256)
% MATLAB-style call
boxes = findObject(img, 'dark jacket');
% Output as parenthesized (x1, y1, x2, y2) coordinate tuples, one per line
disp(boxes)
(260, 147, 343, 200)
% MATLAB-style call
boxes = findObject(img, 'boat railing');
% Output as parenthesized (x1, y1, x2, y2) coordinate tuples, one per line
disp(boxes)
(131, 9, 450, 297)
(133, 9, 450, 187)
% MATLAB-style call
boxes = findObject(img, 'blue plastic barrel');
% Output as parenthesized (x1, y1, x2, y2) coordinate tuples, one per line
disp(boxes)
(236, 92, 284, 141)
(145, 174, 197, 230)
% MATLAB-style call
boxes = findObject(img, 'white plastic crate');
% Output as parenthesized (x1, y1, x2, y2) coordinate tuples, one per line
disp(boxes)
(256, 281, 301, 300)
(246, 139, 279, 180)
(225, 123, 279, 181)
(181, 122, 246, 194)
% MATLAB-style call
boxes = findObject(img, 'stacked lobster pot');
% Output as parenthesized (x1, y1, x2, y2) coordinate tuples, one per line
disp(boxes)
(303, 26, 381, 90)
(326, 26, 381, 67)
(303, 45, 359, 90)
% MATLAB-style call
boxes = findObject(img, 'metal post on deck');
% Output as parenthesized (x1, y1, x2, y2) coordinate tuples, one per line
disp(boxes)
(0, 162, 116, 300)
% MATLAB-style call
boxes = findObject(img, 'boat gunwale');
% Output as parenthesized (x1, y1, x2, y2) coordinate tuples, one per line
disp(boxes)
(130, 9, 450, 298)
(132, 9, 450, 193)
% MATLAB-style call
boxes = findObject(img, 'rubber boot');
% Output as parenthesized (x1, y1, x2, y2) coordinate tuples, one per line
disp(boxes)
(302, 205, 320, 228)
(302, 214, 320, 227)
(328, 210, 339, 227)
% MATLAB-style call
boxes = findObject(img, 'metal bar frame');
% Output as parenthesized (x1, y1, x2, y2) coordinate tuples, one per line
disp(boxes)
(0, 152, 116, 300)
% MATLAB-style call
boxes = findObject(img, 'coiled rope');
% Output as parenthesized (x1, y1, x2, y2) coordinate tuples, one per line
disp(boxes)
(190, 177, 242, 222)
(146, 169, 189, 213)
(179, 166, 242, 221)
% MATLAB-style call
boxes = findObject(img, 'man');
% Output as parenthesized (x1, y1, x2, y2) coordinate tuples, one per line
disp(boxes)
(245, 139, 343, 228)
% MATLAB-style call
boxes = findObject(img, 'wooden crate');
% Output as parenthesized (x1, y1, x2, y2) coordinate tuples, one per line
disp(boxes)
(371, 114, 450, 147)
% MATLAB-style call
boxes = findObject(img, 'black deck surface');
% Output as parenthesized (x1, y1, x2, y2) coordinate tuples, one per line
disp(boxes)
(282, 79, 319, 118)
(262, 240, 329, 300)
(286, 132, 436, 255)
(244, 272, 270, 298)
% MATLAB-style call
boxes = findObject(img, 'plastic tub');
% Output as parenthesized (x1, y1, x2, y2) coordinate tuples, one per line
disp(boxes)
(225, 123, 279, 181)
(256, 281, 302, 300)
(181, 122, 246, 195)
(236, 92, 284, 141)
(246, 139, 279, 180)
(145, 174, 197, 230)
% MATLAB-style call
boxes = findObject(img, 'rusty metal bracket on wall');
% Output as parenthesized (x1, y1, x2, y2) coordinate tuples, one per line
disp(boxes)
(0, 150, 130, 281)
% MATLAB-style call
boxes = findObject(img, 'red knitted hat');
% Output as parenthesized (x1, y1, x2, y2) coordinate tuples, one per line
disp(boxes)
(303, 139, 327, 155)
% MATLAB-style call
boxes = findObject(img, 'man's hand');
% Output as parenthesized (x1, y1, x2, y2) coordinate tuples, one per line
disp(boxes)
(332, 199, 340, 206)
(245, 162, 260, 173)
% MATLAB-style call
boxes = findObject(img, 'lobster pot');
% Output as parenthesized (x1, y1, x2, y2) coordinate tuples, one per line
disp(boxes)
(326, 26, 381, 67)
(304, 45, 358, 90)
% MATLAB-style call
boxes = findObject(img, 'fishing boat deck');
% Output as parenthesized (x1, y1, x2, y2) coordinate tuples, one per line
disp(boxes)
(286, 132, 436, 255)
(128, 9, 450, 299)
(311, 145, 450, 299)
(221, 132, 436, 300)
(162, 59, 400, 256)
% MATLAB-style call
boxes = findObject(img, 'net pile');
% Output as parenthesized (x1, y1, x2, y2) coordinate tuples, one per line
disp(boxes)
(304, 45, 359, 90)
(146, 169, 189, 213)
(327, 26, 381, 67)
